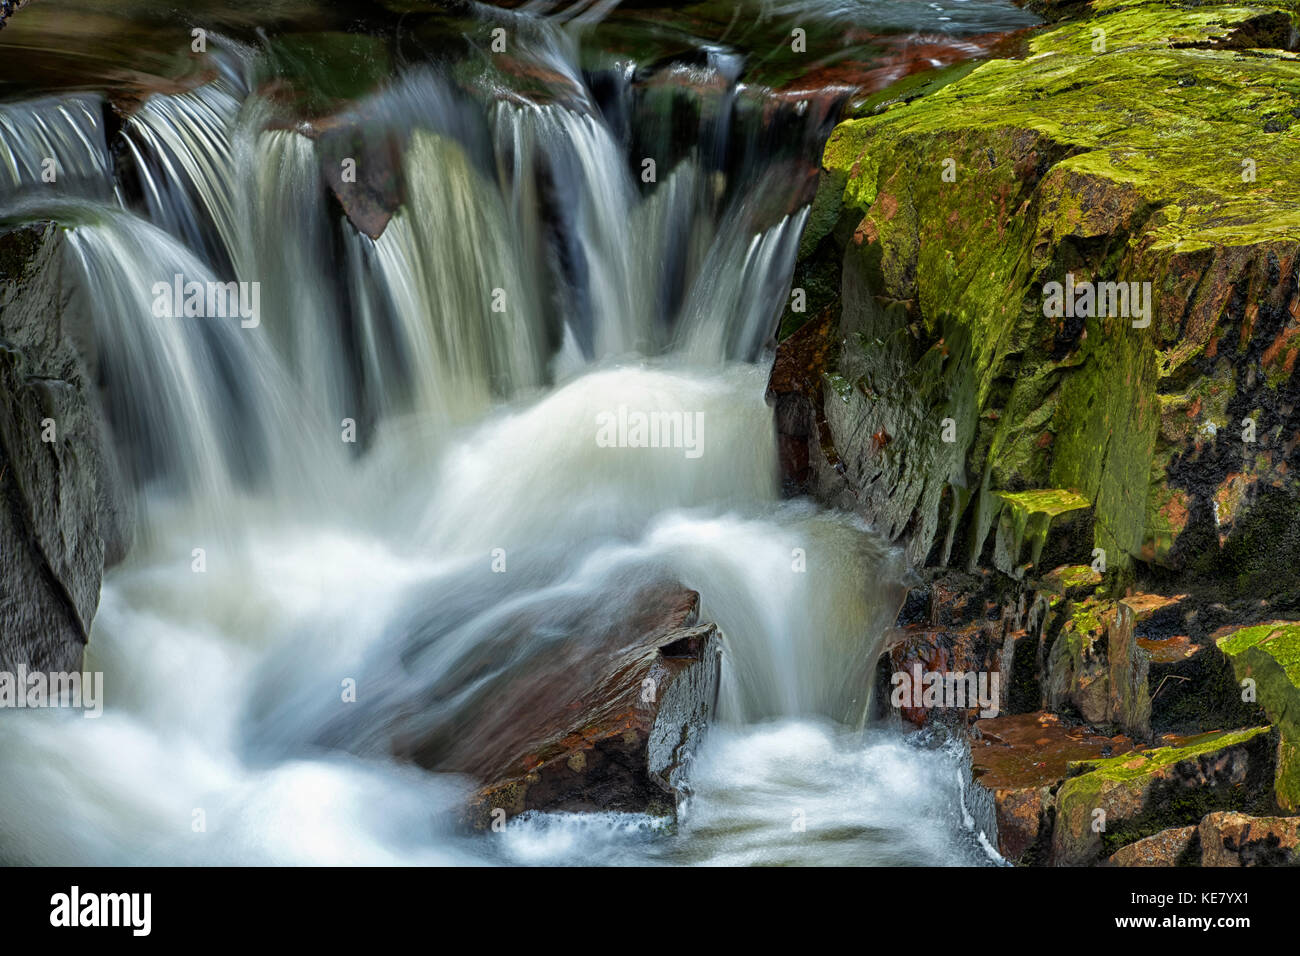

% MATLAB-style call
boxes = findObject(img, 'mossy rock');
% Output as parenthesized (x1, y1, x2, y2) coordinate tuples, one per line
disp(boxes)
(1216, 621, 1300, 809)
(1052, 725, 1277, 864)
(814, 0, 1300, 580)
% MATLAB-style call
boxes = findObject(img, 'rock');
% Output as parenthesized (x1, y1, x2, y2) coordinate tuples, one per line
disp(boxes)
(315, 120, 403, 240)
(1051, 726, 1277, 865)
(972, 711, 1134, 863)
(798, 0, 1300, 590)
(388, 585, 723, 827)
(766, 306, 841, 497)
(1198, 810, 1300, 866)
(1140, 599, 1264, 736)
(1104, 826, 1198, 867)
(1039, 564, 1101, 603)
(876, 569, 1032, 730)
(1215, 622, 1300, 810)
(0, 224, 131, 673)
(993, 490, 1090, 579)
(1043, 596, 1152, 739)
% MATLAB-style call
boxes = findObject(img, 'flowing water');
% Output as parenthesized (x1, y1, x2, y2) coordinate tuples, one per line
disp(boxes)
(0, 1, 1036, 866)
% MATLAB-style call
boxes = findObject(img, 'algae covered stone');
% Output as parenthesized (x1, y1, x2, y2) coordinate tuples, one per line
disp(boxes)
(1051, 725, 1276, 864)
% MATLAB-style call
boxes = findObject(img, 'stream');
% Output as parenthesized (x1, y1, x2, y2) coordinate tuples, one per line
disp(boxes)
(0, 0, 1037, 866)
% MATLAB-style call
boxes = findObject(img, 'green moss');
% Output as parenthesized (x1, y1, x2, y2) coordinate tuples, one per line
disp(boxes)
(1217, 622, 1300, 809)
(1045, 563, 1104, 591)
(997, 488, 1091, 517)
(1068, 598, 1106, 635)
(1071, 724, 1271, 780)
(1029, 4, 1298, 57)
(1054, 723, 1277, 858)
(1217, 621, 1300, 684)
(817, 0, 1300, 576)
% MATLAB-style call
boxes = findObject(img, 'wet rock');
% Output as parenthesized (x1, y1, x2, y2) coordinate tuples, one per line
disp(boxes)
(1104, 825, 1198, 867)
(392, 585, 723, 827)
(972, 711, 1134, 863)
(1215, 622, 1300, 810)
(877, 570, 1030, 730)
(0, 224, 131, 672)
(1051, 726, 1277, 866)
(766, 306, 842, 498)
(1198, 810, 1300, 866)
(315, 120, 403, 240)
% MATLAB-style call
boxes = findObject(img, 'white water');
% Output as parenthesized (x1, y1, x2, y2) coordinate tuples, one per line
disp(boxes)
(0, 27, 992, 866)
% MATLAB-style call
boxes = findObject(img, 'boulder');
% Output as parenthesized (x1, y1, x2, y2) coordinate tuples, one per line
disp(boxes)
(1215, 622, 1300, 810)
(1104, 826, 1198, 867)
(1043, 596, 1151, 739)
(1198, 810, 1300, 866)
(387, 585, 723, 828)
(785, 0, 1300, 592)
(1052, 726, 1277, 865)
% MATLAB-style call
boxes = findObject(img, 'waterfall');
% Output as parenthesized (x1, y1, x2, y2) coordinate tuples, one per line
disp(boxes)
(0, 16, 991, 866)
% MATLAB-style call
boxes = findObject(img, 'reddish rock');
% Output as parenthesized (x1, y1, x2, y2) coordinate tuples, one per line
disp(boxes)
(766, 307, 844, 497)
(315, 119, 403, 240)
(391, 585, 722, 828)
(972, 712, 1134, 863)
(1104, 826, 1197, 867)
(1198, 810, 1300, 866)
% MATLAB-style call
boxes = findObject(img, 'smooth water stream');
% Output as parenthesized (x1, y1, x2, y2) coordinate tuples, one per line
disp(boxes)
(0, 1, 1034, 866)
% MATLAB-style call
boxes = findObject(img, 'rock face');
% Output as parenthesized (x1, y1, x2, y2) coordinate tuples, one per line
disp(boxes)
(785, 0, 1300, 589)
(391, 585, 723, 828)
(0, 223, 130, 673)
